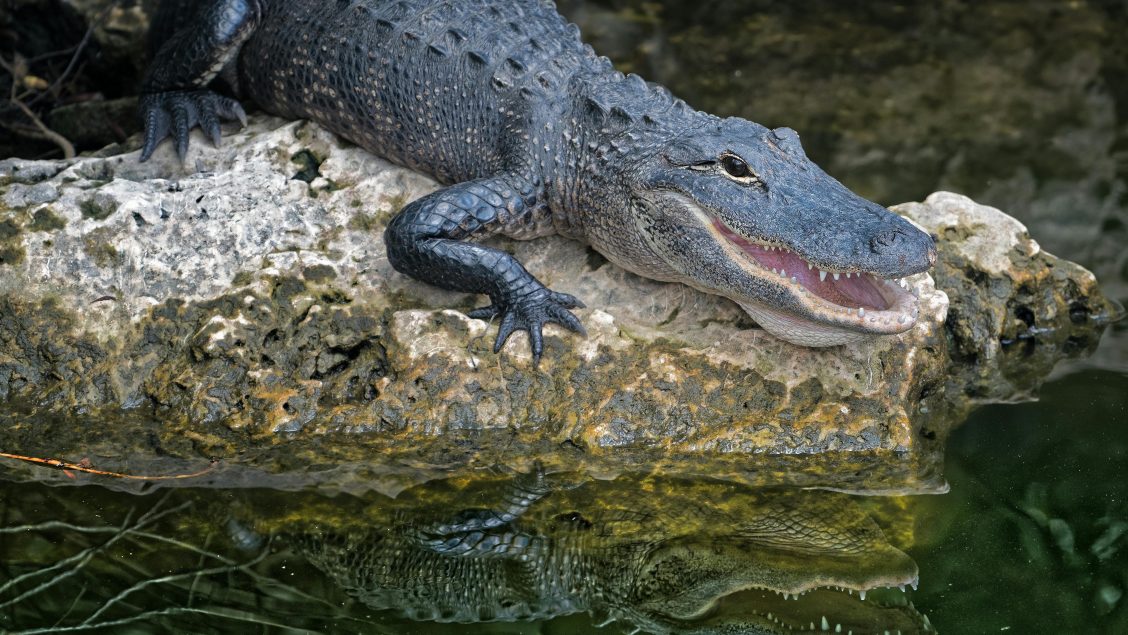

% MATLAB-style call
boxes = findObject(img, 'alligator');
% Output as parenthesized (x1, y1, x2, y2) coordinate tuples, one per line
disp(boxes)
(140, 0, 937, 358)
(290, 471, 936, 634)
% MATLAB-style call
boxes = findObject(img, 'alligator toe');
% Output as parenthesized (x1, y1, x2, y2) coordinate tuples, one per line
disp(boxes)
(485, 288, 586, 363)
(138, 89, 246, 162)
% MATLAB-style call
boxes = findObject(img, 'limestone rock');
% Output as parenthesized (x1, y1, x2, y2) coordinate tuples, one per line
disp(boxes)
(0, 116, 1115, 494)
(893, 192, 1120, 421)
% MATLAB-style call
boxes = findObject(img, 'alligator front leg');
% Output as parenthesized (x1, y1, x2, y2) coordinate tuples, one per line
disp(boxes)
(384, 176, 585, 362)
(138, 0, 260, 161)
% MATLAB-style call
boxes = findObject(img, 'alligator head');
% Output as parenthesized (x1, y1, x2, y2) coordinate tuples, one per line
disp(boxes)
(619, 529, 932, 635)
(595, 115, 936, 346)
(611, 488, 931, 634)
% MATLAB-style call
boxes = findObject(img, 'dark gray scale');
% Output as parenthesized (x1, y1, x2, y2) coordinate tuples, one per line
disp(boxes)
(238, 0, 589, 185)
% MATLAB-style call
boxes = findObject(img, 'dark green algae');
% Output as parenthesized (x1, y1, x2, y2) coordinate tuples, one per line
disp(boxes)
(0, 178, 67, 266)
(27, 206, 67, 232)
(0, 218, 25, 266)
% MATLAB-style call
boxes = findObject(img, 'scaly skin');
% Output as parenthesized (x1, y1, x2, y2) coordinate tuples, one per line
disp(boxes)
(140, 0, 937, 357)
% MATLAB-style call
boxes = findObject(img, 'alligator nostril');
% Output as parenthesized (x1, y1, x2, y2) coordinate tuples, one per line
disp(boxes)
(870, 228, 905, 253)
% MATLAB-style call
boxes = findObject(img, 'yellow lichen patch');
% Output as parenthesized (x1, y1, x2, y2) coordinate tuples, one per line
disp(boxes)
(251, 384, 303, 430)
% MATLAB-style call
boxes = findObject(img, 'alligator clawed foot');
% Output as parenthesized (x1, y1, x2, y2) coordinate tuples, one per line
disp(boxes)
(468, 289, 586, 363)
(138, 89, 247, 162)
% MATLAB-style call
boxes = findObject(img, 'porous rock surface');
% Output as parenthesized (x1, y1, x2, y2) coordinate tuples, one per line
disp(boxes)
(0, 117, 1115, 494)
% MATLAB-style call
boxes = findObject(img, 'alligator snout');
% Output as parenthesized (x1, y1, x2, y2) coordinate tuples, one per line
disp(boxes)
(870, 228, 908, 252)
(870, 225, 936, 268)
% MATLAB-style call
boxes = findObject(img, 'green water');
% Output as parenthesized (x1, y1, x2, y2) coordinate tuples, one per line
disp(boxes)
(3, 0, 1128, 633)
(913, 370, 1128, 633)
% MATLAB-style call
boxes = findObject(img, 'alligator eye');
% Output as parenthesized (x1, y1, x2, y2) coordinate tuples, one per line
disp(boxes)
(721, 155, 751, 178)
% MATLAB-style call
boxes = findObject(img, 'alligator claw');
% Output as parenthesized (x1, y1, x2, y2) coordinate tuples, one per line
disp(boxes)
(138, 90, 246, 162)
(469, 289, 586, 362)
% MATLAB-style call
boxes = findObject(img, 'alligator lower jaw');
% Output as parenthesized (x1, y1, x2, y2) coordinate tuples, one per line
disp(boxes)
(709, 220, 920, 346)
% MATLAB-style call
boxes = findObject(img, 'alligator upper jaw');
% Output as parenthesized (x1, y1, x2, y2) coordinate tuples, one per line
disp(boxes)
(705, 216, 921, 346)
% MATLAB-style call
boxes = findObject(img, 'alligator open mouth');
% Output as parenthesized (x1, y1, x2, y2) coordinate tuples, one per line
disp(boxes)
(709, 218, 920, 344)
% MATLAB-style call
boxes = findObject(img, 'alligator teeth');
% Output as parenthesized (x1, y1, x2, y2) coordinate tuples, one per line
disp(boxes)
(773, 268, 778, 275)
(819, 270, 827, 282)
(808, 262, 813, 270)
(832, 273, 840, 281)
(845, 272, 851, 278)
(898, 315, 908, 324)
(791, 276, 797, 283)
(821, 616, 830, 631)
(780, 268, 786, 277)
(859, 590, 866, 601)
(858, 307, 865, 317)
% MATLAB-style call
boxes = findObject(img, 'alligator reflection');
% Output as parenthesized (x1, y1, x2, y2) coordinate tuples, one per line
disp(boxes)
(292, 471, 936, 634)
(0, 472, 935, 634)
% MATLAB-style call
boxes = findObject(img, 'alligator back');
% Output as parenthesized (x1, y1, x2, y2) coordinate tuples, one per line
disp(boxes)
(239, 0, 595, 185)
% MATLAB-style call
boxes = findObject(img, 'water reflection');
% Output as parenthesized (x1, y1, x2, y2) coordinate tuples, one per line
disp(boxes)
(0, 472, 935, 634)
(297, 470, 932, 634)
